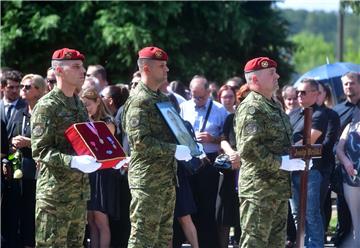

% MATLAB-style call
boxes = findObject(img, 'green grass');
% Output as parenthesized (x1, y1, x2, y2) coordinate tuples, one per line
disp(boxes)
(328, 210, 337, 234)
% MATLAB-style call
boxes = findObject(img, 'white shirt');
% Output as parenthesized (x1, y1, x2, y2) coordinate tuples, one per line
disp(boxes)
(180, 98, 228, 153)
(3, 98, 18, 120)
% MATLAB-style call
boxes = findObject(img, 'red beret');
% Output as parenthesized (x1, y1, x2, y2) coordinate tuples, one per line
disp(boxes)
(138, 46, 168, 61)
(244, 57, 277, 73)
(52, 48, 85, 61)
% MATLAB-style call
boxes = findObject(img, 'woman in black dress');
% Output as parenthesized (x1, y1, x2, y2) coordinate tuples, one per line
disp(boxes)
(81, 87, 122, 248)
(336, 111, 360, 247)
(217, 84, 249, 247)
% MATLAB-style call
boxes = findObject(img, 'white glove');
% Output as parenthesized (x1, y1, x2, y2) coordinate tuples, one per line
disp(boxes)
(113, 157, 130, 170)
(196, 143, 207, 159)
(70, 155, 102, 173)
(175, 145, 192, 161)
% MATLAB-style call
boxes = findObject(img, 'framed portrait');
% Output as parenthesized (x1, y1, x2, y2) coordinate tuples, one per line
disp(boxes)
(156, 102, 202, 157)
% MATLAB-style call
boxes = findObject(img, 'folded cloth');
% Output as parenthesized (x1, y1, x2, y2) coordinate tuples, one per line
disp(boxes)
(280, 155, 313, 171)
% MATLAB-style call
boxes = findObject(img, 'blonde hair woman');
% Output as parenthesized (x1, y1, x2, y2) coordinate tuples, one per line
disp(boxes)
(80, 87, 120, 248)
(11, 74, 46, 248)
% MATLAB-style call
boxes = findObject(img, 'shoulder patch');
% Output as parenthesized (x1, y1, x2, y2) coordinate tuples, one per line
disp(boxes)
(244, 122, 258, 135)
(32, 124, 45, 137)
(129, 117, 140, 128)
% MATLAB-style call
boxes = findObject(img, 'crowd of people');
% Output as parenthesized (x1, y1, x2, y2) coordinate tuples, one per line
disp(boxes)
(1, 46, 359, 248)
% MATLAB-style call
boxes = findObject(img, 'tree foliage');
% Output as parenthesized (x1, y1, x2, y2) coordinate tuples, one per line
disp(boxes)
(1, 1, 295, 85)
(291, 31, 359, 77)
(281, 8, 360, 45)
(292, 32, 335, 74)
(281, 6, 359, 78)
(341, 0, 360, 14)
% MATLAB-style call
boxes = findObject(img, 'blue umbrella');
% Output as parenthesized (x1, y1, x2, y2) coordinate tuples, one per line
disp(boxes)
(293, 62, 360, 103)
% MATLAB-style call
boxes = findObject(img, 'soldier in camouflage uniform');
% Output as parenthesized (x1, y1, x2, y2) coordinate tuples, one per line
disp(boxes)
(122, 47, 191, 248)
(235, 57, 293, 248)
(31, 48, 101, 247)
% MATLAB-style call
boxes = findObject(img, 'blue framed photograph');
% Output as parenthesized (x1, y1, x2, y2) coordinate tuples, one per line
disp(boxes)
(156, 102, 202, 157)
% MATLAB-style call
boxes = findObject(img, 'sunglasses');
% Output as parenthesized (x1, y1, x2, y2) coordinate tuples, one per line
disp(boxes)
(296, 90, 317, 97)
(46, 78, 56, 84)
(20, 84, 33, 90)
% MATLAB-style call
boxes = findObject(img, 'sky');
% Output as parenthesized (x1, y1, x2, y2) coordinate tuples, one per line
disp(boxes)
(276, 0, 340, 12)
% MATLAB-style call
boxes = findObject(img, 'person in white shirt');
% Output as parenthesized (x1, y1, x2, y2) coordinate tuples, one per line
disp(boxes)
(180, 75, 228, 248)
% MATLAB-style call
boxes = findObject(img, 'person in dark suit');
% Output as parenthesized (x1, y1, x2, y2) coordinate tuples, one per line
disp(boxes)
(1, 69, 27, 248)
(1, 70, 27, 139)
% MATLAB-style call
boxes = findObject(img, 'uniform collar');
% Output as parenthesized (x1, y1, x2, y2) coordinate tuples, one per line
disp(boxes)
(251, 91, 280, 108)
(52, 86, 79, 109)
(137, 81, 162, 97)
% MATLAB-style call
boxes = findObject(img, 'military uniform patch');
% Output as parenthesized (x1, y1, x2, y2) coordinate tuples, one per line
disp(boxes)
(129, 117, 140, 128)
(33, 124, 45, 137)
(248, 106, 256, 115)
(244, 123, 258, 135)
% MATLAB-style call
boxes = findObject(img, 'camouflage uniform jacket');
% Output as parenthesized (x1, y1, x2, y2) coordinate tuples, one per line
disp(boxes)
(31, 86, 89, 203)
(122, 81, 177, 190)
(235, 91, 293, 201)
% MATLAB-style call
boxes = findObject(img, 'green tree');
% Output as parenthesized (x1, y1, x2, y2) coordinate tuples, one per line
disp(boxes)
(292, 32, 335, 74)
(344, 37, 360, 63)
(281, 8, 360, 45)
(342, 0, 360, 14)
(1, 1, 295, 85)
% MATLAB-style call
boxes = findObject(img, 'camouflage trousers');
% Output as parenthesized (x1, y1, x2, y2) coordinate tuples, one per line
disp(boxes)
(239, 197, 288, 248)
(35, 198, 87, 248)
(128, 186, 176, 248)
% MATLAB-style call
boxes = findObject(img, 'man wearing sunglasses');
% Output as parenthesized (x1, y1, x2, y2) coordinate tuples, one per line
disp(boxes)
(235, 57, 292, 248)
(289, 78, 329, 248)
(45, 67, 57, 92)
